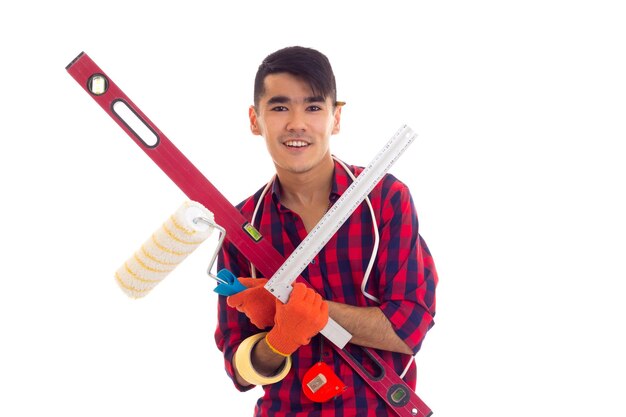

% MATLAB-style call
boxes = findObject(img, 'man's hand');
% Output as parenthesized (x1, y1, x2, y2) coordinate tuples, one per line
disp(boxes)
(227, 278, 276, 329)
(265, 283, 329, 356)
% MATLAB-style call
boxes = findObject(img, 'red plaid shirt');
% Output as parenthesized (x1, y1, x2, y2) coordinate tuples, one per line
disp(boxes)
(215, 159, 437, 417)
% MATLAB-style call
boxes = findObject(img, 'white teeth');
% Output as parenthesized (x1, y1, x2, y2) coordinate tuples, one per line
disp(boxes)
(285, 140, 308, 148)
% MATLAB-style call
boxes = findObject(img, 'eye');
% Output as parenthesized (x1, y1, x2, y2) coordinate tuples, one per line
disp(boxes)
(307, 105, 322, 111)
(270, 106, 288, 112)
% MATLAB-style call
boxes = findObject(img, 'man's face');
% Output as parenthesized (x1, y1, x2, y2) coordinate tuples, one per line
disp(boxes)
(249, 72, 341, 176)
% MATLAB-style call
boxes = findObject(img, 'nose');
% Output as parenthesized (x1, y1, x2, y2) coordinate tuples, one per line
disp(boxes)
(286, 109, 306, 132)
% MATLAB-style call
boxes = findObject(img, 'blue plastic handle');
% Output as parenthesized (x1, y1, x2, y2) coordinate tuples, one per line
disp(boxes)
(213, 269, 247, 296)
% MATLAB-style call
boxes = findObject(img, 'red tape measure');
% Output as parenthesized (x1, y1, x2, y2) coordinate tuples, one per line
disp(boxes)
(302, 362, 347, 403)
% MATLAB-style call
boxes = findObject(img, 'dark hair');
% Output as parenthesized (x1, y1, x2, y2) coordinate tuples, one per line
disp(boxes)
(253, 46, 337, 107)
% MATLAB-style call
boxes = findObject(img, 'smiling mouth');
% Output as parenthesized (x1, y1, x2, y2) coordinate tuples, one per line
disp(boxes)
(284, 140, 310, 148)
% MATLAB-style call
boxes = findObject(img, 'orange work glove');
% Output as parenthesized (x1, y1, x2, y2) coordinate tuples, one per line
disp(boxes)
(266, 283, 329, 356)
(227, 278, 276, 329)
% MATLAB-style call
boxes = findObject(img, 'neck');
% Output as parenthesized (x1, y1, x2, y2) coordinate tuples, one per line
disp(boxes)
(277, 156, 335, 208)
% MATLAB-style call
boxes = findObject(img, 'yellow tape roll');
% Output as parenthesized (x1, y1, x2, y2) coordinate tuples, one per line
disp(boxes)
(234, 332, 292, 386)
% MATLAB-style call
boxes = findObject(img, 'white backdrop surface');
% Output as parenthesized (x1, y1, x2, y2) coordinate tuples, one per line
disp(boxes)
(1, 1, 625, 416)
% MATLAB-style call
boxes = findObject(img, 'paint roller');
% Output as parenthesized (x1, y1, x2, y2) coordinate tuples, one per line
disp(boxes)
(114, 200, 242, 298)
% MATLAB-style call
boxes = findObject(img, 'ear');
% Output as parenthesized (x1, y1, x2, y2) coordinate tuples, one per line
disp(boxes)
(331, 104, 342, 135)
(249, 105, 261, 135)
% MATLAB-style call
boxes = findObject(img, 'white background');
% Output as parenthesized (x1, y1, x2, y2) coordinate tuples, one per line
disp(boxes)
(1, 1, 625, 416)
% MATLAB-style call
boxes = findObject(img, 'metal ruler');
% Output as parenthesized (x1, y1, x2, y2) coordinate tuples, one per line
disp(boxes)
(265, 127, 415, 347)
(265, 126, 415, 303)
(66, 52, 432, 417)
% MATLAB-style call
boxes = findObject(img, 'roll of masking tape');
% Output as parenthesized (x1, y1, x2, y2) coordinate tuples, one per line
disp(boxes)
(234, 332, 292, 386)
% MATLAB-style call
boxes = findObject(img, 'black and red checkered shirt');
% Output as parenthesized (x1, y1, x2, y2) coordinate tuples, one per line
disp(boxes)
(215, 159, 438, 416)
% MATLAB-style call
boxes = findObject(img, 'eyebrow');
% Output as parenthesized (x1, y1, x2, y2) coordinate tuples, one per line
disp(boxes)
(266, 95, 326, 105)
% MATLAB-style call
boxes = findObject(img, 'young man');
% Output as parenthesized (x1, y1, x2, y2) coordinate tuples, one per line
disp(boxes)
(215, 46, 438, 416)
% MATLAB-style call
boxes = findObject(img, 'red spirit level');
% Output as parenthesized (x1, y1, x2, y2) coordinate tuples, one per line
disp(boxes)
(66, 52, 432, 417)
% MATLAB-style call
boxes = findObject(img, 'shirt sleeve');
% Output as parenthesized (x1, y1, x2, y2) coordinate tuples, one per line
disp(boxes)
(376, 178, 438, 354)
(213, 239, 261, 391)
